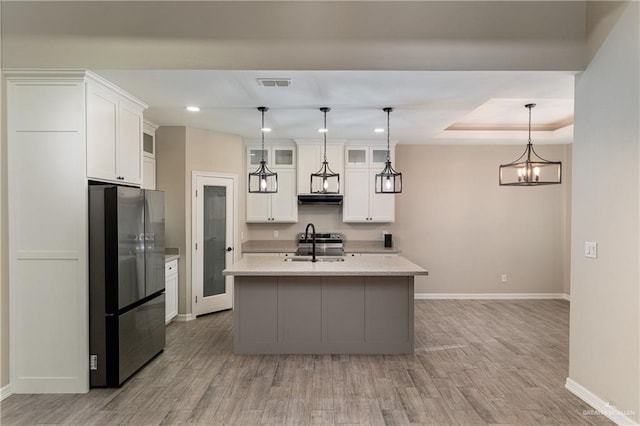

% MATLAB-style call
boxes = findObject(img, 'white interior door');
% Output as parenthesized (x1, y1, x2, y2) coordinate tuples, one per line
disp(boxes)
(193, 174, 236, 316)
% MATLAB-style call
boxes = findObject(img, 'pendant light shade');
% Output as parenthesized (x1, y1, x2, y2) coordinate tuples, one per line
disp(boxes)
(499, 104, 562, 186)
(310, 107, 340, 194)
(248, 107, 278, 193)
(375, 107, 403, 193)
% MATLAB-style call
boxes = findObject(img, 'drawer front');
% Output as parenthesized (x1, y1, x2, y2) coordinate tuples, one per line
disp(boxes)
(165, 259, 178, 274)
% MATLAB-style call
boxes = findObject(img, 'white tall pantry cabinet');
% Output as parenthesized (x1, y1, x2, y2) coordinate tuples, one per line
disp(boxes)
(6, 70, 147, 393)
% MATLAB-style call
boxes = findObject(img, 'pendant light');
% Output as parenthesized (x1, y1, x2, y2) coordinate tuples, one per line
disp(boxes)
(375, 107, 403, 193)
(248, 107, 278, 193)
(499, 103, 562, 186)
(310, 107, 340, 193)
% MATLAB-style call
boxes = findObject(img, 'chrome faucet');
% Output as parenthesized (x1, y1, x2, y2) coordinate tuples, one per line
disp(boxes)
(304, 223, 317, 262)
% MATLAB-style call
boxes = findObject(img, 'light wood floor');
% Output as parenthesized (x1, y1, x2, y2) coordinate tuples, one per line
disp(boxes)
(1, 300, 612, 425)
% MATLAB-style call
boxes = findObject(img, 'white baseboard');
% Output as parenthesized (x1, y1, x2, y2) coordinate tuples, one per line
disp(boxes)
(565, 378, 638, 425)
(414, 293, 570, 300)
(173, 313, 196, 322)
(1, 384, 12, 401)
(561, 293, 571, 301)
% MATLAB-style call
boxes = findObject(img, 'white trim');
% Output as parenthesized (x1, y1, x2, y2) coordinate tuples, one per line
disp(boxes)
(173, 313, 196, 322)
(565, 378, 638, 426)
(561, 293, 571, 301)
(414, 293, 569, 300)
(1, 384, 13, 401)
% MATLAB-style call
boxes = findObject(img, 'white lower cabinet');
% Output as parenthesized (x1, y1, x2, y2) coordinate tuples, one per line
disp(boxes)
(165, 260, 178, 324)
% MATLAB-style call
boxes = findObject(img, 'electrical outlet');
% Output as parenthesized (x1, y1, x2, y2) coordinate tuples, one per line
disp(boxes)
(273, 230, 279, 239)
(585, 241, 597, 259)
(501, 274, 508, 283)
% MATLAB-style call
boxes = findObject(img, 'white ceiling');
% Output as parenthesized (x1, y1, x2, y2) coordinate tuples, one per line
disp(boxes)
(96, 69, 576, 145)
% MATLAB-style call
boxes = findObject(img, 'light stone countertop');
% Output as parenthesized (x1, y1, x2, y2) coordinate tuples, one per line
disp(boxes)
(223, 254, 427, 277)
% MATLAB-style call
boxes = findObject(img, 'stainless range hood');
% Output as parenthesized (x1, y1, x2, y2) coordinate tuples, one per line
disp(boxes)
(297, 194, 343, 205)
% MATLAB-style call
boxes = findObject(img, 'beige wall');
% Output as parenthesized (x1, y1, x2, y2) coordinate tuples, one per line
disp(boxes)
(563, 144, 573, 296)
(1, 2, 9, 389)
(183, 127, 246, 315)
(156, 127, 187, 315)
(157, 126, 245, 315)
(1, 1, 585, 71)
(395, 144, 570, 295)
(569, 1, 639, 421)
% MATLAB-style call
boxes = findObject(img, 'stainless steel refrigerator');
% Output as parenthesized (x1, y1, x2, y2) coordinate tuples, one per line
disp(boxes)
(89, 185, 166, 387)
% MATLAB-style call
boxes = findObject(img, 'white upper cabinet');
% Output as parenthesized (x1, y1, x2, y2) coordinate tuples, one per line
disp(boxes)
(143, 120, 157, 159)
(86, 73, 147, 186)
(345, 145, 394, 169)
(142, 120, 158, 190)
(247, 145, 295, 169)
(296, 141, 344, 194)
(343, 143, 396, 223)
(246, 144, 298, 223)
(86, 85, 118, 181)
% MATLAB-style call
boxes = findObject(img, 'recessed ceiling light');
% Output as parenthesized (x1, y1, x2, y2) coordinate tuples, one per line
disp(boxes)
(318, 128, 328, 133)
(186, 106, 200, 112)
(261, 127, 272, 132)
(374, 128, 385, 133)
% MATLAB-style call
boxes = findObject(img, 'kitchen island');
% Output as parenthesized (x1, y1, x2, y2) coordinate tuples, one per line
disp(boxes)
(223, 255, 428, 354)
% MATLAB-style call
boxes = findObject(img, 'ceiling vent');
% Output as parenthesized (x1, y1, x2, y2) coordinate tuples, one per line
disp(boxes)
(257, 78, 292, 88)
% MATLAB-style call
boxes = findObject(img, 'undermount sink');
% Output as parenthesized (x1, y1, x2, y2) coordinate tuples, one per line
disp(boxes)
(284, 256, 345, 262)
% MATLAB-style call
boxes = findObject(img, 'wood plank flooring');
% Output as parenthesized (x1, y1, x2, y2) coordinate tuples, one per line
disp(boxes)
(1, 300, 613, 425)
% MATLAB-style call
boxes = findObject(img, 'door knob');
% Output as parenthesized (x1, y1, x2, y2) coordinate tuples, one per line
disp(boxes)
(226, 247, 233, 252)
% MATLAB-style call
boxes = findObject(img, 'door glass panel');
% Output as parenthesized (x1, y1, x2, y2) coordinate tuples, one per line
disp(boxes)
(274, 149, 293, 166)
(348, 149, 367, 165)
(203, 185, 227, 297)
(250, 149, 268, 165)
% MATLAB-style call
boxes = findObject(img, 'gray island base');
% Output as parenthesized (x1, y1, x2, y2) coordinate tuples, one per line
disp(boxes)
(223, 255, 428, 355)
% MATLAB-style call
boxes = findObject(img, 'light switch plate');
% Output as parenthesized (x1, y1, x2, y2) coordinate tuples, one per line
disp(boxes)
(585, 241, 598, 259)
